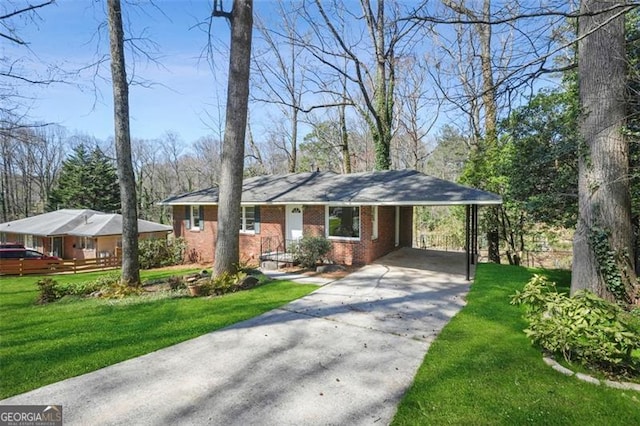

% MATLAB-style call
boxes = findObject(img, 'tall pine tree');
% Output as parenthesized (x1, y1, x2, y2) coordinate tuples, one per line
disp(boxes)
(48, 144, 120, 212)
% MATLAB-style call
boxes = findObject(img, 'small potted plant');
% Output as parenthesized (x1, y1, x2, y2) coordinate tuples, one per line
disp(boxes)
(185, 270, 210, 297)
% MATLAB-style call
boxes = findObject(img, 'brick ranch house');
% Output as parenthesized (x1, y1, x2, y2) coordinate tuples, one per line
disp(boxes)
(160, 170, 501, 274)
(0, 209, 172, 260)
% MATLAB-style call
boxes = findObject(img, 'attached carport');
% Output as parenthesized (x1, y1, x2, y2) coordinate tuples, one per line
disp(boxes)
(308, 170, 502, 280)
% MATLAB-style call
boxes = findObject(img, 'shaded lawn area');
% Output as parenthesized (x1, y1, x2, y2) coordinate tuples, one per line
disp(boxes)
(392, 263, 640, 426)
(0, 269, 318, 399)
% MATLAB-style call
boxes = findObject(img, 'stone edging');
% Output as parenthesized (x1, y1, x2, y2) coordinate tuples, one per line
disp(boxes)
(543, 357, 640, 392)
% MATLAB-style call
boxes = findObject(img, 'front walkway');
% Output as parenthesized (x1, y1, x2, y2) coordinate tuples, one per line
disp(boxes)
(1, 248, 470, 425)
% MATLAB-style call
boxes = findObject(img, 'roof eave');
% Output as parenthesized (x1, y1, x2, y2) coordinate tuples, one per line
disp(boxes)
(160, 199, 502, 207)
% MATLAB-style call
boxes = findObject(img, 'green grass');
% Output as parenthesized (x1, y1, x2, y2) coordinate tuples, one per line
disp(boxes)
(392, 264, 640, 426)
(0, 269, 318, 399)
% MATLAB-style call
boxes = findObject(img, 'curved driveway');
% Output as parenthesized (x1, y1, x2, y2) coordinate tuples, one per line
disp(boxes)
(1, 248, 470, 425)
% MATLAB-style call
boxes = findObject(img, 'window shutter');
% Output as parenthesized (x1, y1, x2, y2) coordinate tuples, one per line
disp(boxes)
(184, 205, 191, 229)
(254, 205, 261, 234)
(199, 206, 205, 228)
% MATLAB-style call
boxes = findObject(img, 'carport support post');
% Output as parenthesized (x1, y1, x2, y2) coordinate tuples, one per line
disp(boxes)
(465, 204, 471, 281)
(472, 204, 478, 264)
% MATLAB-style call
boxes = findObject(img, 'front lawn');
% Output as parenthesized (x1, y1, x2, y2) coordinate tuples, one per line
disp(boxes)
(0, 269, 318, 399)
(392, 264, 640, 425)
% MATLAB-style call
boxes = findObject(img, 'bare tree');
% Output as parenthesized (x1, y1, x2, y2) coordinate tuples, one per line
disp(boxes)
(393, 55, 439, 170)
(0, 1, 57, 121)
(0, 123, 67, 221)
(252, 1, 310, 172)
(572, 0, 638, 303)
(190, 135, 222, 188)
(245, 120, 268, 176)
(30, 125, 66, 206)
(212, 0, 253, 276)
(160, 131, 187, 192)
(303, 0, 422, 171)
(107, 0, 140, 286)
(131, 137, 165, 222)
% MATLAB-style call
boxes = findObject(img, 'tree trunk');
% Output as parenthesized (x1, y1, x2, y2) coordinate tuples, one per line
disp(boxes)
(479, 0, 501, 264)
(213, 0, 253, 276)
(107, 0, 140, 285)
(479, 0, 497, 145)
(339, 94, 351, 174)
(289, 106, 298, 173)
(572, 0, 637, 304)
(372, 0, 392, 171)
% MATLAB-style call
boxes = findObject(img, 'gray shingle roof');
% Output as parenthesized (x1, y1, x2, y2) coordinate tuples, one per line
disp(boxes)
(160, 169, 501, 206)
(0, 209, 172, 237)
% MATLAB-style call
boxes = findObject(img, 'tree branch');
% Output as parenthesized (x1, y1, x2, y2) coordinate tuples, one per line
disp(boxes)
(408, 2, 640, 26)
(0, 0, 55, 21)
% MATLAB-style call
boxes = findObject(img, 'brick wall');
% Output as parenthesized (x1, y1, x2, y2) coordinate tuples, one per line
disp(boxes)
(303, 205, 325, 236)
(173, 205, 288, 265)
(238, 206, 285, 266)
(327, 205, 404, 265)
(173, 203, 415, 267)
(173, 205, 217, 263)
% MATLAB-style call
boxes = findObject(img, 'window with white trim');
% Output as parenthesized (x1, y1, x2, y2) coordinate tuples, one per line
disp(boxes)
(240, 206, 255, 233)
(191, 205, 202, 230)
(371, 206, 379, 240)
(75, 236, 95, 250)
(327, 206, 360, 239)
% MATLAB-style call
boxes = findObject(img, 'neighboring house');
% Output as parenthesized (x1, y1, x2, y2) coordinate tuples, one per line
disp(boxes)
(160, 169, 501, 268)
(0, 209, 172, 259)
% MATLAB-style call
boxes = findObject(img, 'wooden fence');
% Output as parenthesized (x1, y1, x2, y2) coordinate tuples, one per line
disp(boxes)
(0, 256, 122, 276)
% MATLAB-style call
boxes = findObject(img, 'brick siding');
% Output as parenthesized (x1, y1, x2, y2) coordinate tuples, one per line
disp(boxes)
(172, 204, 414, 266)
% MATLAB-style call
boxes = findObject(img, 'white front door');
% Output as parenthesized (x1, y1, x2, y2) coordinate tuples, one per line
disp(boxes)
(286, 204, 304, 241)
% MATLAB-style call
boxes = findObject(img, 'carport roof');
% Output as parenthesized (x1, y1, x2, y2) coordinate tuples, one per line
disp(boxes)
(160, 169, 502, 206)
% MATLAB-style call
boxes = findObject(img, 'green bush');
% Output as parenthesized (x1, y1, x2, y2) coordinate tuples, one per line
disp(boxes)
(293, 235, 332, 269)
(36, 272, 144, 303)
(138, 237, 186, 270)
(36, 274, 110, 303)
(512, 274, 640, 376)
(36, 278, 61, 304)
(55, 274, 115, 297)
(210, 271, 248, 296)
(186, 270, 266, 298)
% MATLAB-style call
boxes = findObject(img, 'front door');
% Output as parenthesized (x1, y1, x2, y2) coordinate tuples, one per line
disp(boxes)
(286, 205, 303, 243)
(52, 237, 63, 258)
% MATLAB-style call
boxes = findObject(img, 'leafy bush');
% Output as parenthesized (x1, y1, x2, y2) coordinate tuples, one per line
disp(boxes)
(210, 271, 248, 296)
(512, 274, 640, 376)
(55, 273, 117, 297)
(36, 272, 144, 303)
(293, 235, 332, 269)
(36, 278, 61, 304)
(36, 274, 111, 303)
(186, 269, 266, 297)
(138, 237, 186, 270)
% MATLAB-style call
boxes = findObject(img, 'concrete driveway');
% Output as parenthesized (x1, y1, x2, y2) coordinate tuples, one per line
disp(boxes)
(1, 248, 471, 425)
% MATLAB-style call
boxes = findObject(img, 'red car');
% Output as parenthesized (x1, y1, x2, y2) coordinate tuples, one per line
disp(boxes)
(0, 247, 62, 274)
(0, 242, 26, 249)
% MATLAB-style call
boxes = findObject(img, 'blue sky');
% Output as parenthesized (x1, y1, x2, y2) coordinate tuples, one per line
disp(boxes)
(7, 1, 563, 147)
(9, 0, 253, 143)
